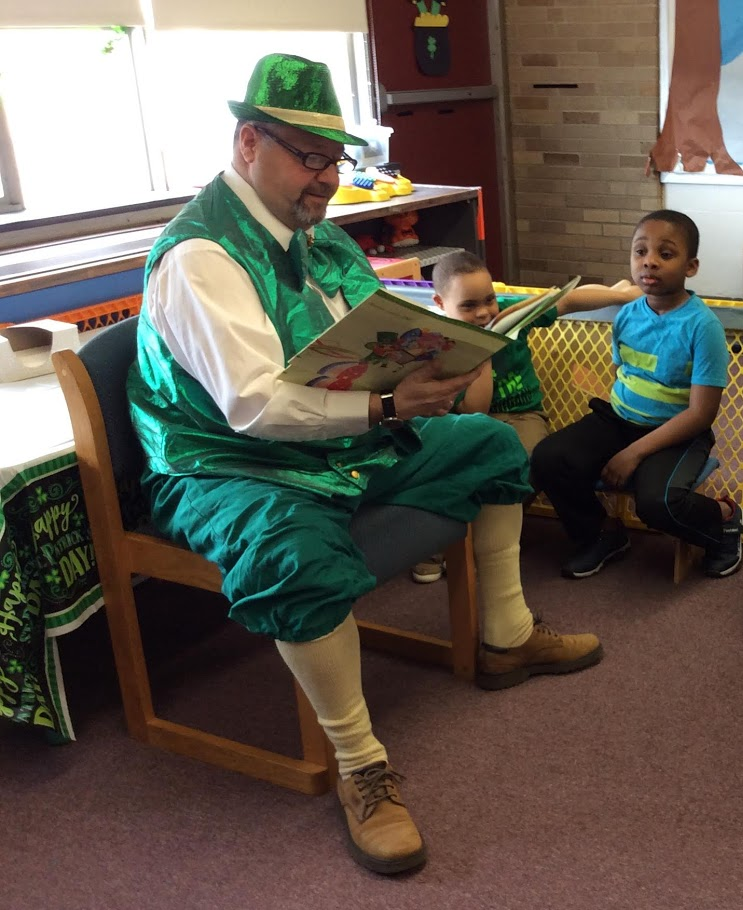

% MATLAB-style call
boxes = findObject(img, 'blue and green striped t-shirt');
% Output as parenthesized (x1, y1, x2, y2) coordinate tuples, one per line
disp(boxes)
(610, 292, 729, 426)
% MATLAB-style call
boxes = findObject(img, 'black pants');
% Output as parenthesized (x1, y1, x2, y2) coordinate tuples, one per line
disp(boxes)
(530, 399, 722, 549)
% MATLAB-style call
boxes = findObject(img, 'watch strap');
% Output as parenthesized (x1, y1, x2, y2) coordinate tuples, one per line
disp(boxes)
(380, 390, 397, 421)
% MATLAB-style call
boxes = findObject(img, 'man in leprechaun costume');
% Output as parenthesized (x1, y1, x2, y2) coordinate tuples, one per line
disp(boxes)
(127, 53, 603, 875)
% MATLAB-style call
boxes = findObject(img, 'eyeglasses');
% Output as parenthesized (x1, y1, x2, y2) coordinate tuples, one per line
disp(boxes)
(254, 125, 357, 173)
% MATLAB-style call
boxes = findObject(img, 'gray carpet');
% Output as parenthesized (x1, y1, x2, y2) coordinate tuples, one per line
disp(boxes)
(3, 516, 743, 910)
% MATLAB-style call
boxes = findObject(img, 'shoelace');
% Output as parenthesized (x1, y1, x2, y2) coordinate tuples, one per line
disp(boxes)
(532, 616, 560, 639)
(352, 764, 405, 820)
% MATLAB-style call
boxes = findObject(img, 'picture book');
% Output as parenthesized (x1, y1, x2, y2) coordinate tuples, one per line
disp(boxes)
(278, 286, 510, 392)
(278, 277, 581, 392)
(485, 275, 581, 338)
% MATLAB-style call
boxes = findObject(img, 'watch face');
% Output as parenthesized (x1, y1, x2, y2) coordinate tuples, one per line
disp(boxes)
(379, 391, 403, 428)
(380, 392, 396, 416)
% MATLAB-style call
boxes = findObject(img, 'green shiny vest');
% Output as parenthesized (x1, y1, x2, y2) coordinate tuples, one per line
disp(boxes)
(127, 175, 420, 498)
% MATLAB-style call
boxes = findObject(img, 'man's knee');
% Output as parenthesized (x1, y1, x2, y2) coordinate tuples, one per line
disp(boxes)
(208, 495, 374, 641)
(226, 525, 373, 642)
(238, 504, 365, 587)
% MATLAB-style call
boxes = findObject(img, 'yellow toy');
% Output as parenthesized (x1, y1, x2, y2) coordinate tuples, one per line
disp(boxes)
(329, 184, 391, 205)
(365, 168, 413, 197)
(328, 169, 413, 205)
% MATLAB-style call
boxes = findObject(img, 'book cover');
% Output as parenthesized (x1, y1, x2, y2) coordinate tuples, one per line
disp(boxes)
(487, 275, 581, 338)
(278, 286, 512, 391)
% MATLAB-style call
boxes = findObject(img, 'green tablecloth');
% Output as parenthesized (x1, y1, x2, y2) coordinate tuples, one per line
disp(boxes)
(1, 452, 103, 741)
(1, 367, 105, 743)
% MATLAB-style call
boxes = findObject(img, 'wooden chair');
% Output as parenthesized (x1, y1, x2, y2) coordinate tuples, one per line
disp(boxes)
(596, 456, 720, 583)
(52, 317, 479, 796)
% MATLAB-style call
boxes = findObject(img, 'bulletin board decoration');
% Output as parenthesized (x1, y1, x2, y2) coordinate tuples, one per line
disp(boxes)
(411, 2, 450, 77)
(649, 0, 743, 176)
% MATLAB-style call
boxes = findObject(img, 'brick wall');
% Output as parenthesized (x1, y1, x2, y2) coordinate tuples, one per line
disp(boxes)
(503, 0, 663, 286)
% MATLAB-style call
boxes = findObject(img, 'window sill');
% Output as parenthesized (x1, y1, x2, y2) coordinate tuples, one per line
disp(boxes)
(0, 192, 197, 299)
(0, 191, 196, 243)
(0, 226, 165, 298)
(0, 193, 198, 299)
(0, 184, 480, 300)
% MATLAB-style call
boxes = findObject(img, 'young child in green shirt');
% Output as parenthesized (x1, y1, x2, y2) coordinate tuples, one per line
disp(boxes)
(411, 250, 640, 583)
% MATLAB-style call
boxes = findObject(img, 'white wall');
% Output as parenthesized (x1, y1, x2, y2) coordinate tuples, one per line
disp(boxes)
(659, 9, 743, 301)
(664, 180, 743, 299)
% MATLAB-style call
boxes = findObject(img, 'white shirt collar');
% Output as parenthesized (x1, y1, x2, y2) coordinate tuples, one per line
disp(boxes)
(221, 164, 314, 252)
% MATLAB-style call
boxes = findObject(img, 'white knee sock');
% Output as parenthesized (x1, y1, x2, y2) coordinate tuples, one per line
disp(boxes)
(275, 613, 387, 778)
(472, 503, 534, 648)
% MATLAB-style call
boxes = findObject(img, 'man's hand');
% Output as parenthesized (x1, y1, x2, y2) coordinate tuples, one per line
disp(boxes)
(600, 447, 643, 490)
(370, 361, 485, 424)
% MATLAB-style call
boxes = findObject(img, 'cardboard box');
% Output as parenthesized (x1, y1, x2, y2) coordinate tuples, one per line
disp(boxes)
(0, 319, 80, 383)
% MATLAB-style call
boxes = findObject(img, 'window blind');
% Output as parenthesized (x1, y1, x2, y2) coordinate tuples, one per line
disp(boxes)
(150, 1, 367, 32)
(0, 2, 145, 27)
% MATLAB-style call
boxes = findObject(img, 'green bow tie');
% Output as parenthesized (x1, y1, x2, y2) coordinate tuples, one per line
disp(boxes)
(288, 229, 344, 299)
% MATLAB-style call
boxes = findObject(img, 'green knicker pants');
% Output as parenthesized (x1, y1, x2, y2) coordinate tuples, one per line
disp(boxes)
(142, 413, 530, 642)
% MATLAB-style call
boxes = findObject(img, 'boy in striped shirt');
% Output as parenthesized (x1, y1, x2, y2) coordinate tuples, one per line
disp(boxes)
(531, 210, 741, 579)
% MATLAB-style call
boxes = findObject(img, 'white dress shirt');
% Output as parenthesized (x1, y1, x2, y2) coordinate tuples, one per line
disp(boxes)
(146, 165, 372, 441)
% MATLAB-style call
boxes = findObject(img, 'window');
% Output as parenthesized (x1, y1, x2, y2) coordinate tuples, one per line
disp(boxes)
(0, 88, 23, 214)
(0, 27, 373, 241)
(149, 30, 371, 191)
(0, 29, 152, 215)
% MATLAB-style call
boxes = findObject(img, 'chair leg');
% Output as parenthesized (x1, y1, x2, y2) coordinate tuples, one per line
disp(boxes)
(442, 526, 479, 681)
(356, 527, 479, 678)
(110, 575, 332, 794)
(102, 574, 157, 742)
(673, 538, 703, 584)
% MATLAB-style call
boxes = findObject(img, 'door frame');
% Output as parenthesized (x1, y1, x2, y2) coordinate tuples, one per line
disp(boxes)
(486, 0, 518, 282)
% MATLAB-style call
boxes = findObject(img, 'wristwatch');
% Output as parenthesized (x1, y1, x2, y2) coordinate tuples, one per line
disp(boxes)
(379, 390, 404, 429)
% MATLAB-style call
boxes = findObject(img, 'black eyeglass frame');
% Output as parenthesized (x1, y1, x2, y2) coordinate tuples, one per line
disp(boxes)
(253, 125, 357, 173)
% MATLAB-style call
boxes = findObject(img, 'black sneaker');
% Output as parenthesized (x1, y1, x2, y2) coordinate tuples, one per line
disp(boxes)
(561, 528, 630, 579)
(703, 497, 743, 578)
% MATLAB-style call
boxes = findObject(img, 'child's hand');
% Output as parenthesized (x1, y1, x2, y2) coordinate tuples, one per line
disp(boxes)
(600, 448, 643, 489)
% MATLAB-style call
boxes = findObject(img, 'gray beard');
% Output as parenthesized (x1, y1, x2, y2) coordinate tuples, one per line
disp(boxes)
(291, 194, 329, 228)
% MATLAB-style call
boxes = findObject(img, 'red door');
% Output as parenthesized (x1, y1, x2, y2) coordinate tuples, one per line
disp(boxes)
(367, 0, 503, 276)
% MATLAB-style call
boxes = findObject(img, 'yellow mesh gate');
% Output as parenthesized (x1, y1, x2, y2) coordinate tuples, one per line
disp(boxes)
(500, 286, 743, 529)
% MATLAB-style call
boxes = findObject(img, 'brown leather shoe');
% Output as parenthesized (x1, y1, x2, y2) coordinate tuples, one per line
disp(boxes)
(476, 619, 603, 690)
(337, 762, 426, 874)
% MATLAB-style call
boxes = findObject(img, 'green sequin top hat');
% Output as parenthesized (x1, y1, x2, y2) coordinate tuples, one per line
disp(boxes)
(228, 53, 367, 146)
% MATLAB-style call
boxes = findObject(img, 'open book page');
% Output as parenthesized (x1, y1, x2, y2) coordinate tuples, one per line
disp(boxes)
(278, 286, 511, 392)
(487, 275, 582, 339)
